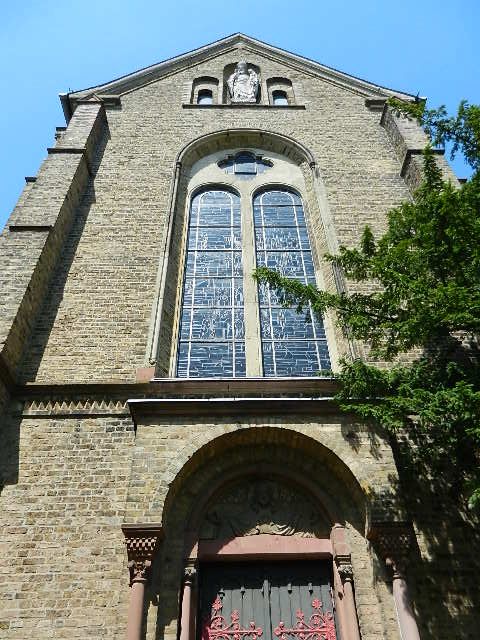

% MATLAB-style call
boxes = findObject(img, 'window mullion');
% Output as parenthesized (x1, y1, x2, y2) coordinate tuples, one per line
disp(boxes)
(241, 188, 262, 376)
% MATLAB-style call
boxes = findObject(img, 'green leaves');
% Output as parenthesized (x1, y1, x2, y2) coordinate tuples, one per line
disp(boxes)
(254, 101, 480, 509)
(389, 97, 480, 171)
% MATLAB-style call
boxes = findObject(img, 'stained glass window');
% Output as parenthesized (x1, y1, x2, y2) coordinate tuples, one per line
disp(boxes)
(254, 189, 331, 376)
(177, 190, 245, 377)
(219, 152, 272, 179)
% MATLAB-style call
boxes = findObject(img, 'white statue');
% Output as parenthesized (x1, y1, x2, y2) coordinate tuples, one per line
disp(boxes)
(227, 61, 259, 103)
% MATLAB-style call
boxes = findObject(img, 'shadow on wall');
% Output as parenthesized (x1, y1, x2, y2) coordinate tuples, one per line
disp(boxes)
(0, 135, 109, 490)
(18, 130, 109, 383)
(388, 439, 480, 639)
(0, 410, 21, 492)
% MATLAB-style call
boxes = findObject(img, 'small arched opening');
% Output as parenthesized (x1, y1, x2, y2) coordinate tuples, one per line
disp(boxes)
(272, 90, 289, 106)
(197, 89, 213, 105)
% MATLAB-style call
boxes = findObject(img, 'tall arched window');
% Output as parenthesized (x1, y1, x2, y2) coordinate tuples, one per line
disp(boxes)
(176, 189, 245, 378)
(176, 187, 330, 377)
(254, 189, 330, 376)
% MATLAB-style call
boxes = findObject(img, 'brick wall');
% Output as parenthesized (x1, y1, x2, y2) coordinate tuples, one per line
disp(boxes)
(0, 412, 134, 639)
(0, 42, 478, 640)
(17, 49, 414, 384)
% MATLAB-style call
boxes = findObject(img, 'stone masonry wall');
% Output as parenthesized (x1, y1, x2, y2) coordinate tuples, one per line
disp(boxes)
(1, 406, 479, 639)
(1, 43, 478, 640)
(0, 411, 134, 639)
(126, 415, 400, 640)
(18, 48, 413, 384)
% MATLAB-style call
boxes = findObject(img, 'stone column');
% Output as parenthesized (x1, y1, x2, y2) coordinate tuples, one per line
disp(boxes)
(180, 565, 197, 640)
(336, 559, 361, 640)
(331, 524, 361, 640)
(122, 524, 163, 640)
(368, 523, 421, 640)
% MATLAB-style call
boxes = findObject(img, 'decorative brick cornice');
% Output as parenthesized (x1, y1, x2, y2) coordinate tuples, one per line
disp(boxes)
(367, 522, 415, 576)
(122, 524, 163, 586)
(20, 395, 129, 417)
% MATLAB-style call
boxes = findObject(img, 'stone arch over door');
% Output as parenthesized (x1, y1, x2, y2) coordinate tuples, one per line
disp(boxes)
(151, 427, 378, 640)
(146, 128, 346, 375)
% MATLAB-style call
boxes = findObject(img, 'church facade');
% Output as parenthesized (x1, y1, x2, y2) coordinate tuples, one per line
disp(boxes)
(0, 34, 477, 640)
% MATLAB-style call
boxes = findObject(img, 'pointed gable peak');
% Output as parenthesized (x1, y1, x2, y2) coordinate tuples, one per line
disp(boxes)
(61, 33, 416, 120)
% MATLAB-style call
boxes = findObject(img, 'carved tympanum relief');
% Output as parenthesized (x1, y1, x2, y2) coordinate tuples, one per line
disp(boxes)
(227, 62, 259, 103)
(199, 478, 329, 539)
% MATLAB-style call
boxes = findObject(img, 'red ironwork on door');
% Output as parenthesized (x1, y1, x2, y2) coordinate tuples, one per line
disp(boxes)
(199, 562, 338, 640)
(274, 599, 336, 640)
(202, 596, 264, 640)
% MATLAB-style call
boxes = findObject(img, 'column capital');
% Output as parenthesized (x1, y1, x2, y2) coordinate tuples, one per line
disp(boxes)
(367, 522, 414, 575)
(122, 523, 163, 586)
(184, 564, 197, 585)
(335, 555, 354, 584)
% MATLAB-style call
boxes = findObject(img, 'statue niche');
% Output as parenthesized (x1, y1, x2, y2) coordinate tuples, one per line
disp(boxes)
(227, 61, 259, 103)
(199, 478, 329, 540)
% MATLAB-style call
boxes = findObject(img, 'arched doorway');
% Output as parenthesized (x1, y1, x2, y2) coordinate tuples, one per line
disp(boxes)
(192, 474, 340, 640)
(159, 429, 367, 640)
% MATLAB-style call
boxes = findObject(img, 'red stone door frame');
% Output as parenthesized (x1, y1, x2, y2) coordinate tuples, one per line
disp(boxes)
(180, 530, 361, 640)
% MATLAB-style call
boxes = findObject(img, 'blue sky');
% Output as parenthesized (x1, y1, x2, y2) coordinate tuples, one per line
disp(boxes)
(1, 0, 478, 230)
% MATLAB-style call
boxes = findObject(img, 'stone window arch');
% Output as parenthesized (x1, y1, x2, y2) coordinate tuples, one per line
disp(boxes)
(173, 174, 331, 378)
(192, 76, 219, 105)
(267, 78, 295, 106)
(171, 463, 360, 640)
(148, 130, 344, 378)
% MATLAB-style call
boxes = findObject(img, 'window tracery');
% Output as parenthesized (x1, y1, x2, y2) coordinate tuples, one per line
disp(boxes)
(174, 162, 331, 378)
(267, 78, 295, 106)
(218, 152, 273, 178)
(176, 189, 246, 378)
(254, 190, 330, 376)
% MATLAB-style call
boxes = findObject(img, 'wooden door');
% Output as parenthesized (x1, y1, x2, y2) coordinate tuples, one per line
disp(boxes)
(199, 562, 338, 640)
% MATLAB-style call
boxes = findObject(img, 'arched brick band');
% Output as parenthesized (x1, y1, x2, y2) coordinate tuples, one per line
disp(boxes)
(122, 524, 163, 640)
(368, 522, 421, 640)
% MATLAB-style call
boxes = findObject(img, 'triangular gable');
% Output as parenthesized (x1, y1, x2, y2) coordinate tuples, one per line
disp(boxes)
(60, 33, 416, 120)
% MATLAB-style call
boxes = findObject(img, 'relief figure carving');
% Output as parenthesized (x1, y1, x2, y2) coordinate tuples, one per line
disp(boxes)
(227, 62, 259, 103)
(200, 478, 327, 539)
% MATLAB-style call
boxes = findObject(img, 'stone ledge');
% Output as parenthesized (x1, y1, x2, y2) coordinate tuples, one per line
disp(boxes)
(46, 146, 86, 155)
(400, 147, 444, 177)
(8, 225, 52, 232)
(128, 396, 340, 426)
(365, 97, 386, 112)
(182, 103, 306, 110)
(18, 376, 340, 398)
(14, 377, 342, 418)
